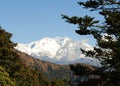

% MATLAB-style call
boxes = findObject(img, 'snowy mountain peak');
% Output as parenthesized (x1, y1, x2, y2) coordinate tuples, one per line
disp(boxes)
(15, 37, 101, 67)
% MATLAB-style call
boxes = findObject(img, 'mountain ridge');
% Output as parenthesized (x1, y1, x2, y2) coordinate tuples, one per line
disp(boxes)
(15, 36, 101, 67)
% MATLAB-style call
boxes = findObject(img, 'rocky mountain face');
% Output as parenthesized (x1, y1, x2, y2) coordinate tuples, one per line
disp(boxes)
(15, 37, 101, 67)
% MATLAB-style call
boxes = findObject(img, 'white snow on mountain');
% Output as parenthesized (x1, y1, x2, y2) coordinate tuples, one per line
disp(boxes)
(15, 37, 101, 67)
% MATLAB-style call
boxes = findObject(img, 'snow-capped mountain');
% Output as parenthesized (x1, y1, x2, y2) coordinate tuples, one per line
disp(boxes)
(15, 37, 101, 67)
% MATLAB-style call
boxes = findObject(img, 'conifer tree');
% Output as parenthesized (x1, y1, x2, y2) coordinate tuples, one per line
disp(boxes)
(62, 0, 120, 85)
(0, 27, 46, 86)
(0, 27, 35, 85)
(0, 27, 19, 76)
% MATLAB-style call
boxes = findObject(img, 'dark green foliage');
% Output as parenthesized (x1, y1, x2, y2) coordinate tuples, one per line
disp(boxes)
(0, 66, 15, 86)
(69, 64, 95, 75)
(77, 79, 100, 86)
(0, 27, 36, 85)
(51, 79, 68, 86)
(62, 0, 120, 85)
(69, 64, 101, 86)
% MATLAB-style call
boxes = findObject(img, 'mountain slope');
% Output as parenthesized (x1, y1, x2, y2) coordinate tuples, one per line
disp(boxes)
(17, 50, 99, 86)
(15, 37, 101, 67)
(17, 50, 71, 80)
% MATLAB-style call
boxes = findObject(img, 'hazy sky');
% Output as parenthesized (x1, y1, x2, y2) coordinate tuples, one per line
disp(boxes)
(0, 0, 102, 45)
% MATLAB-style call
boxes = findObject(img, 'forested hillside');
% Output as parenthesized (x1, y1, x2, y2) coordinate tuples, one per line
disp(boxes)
(0, 27, 68, 86)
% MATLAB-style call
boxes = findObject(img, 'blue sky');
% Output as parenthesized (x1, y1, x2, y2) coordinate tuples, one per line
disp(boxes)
(0, 0, 102, 45)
